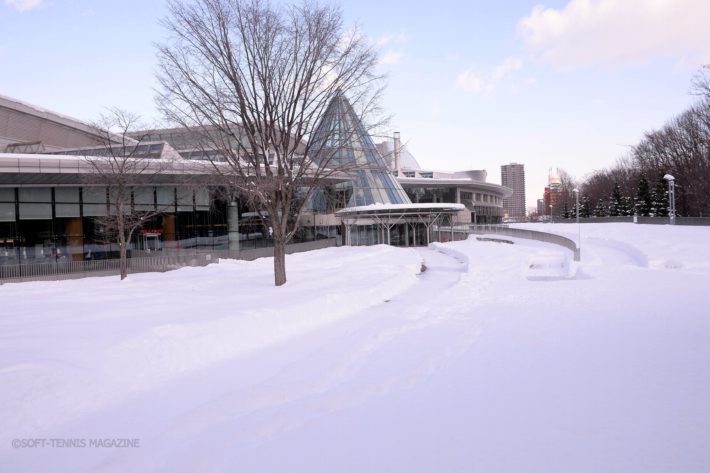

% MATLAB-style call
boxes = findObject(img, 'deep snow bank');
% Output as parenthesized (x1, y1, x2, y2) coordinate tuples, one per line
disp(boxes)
(0, 245, 422, 442)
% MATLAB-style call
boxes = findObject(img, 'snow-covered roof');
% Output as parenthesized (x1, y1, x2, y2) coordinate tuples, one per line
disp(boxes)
(336, 202, 464, 219)
(0, 94, 101, 137)
(341, 203, 464, 212)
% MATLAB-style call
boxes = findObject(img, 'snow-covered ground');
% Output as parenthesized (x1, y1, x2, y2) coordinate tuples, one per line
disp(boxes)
(1, 223, 709, 472)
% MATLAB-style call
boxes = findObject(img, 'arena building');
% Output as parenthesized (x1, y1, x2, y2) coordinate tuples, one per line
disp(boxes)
(0, 93, 510, 267)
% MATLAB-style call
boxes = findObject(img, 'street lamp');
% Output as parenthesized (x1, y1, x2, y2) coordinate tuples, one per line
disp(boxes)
(573, 188, 581, 258)
(549, 204, 553, 224)
(663, 174, 676, 225)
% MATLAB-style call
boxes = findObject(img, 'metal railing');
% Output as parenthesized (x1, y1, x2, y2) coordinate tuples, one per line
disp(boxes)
(469, 225, 580, 261)
(543, 216, 710, 226)
(0, 238, 337, 284)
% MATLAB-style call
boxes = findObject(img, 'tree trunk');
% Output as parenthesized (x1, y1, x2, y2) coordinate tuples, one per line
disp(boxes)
(273, 239, 287, 286)
(119, 239, 128, 280)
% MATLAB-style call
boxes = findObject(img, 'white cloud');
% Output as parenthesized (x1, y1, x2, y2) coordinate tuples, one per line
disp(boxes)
(455, 57, 525, 94)
(376, 29, 409, 48)
(491, 57, 523, 82)
(518, 0, 710, 69)
(4, 0, 41, 12)
(375, 30, 408, 67)
(455, 68, 482, 93)
(380, 50, 404, 66)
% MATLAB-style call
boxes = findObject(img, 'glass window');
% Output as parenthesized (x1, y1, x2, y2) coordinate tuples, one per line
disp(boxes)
(55, 187, 80, 203)
(195, 188, 210, 211)
(0, 203, 15, 222)
(55, 204, 80, 218)
(0, 188, 14, 202)
(157, 187, 175, 207)
(83, 187, 107, 216)
(83, 204, 107, 217)
(83, 187, 106, 203)
(18, 187, 51, 203)
(133, 187, 155, 211)
(177, 188, 194, 212)
(19, 203, 52, 220)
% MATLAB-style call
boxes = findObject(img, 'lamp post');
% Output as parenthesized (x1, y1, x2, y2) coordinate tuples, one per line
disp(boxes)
(573, 188, 581, 257)
(549, 204, 553, 224)
(663, 174, 676, 225)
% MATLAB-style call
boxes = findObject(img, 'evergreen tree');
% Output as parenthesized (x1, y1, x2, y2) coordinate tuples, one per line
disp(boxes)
(622, 196, 634, 216)
(580, 196, 591, 218)
(562, 201, 570, 219)
(651, 177, 669, 217)
(608, 183, 624, 216)
(594, 198, 608, 217)
(635, 176, 652, 216)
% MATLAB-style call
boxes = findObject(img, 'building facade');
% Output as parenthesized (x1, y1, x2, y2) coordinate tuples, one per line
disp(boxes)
(501, 163, 525, 218)
(376, 137, 512, 225)
(0, 93, 512, 266)
(537, 198, 545, 216)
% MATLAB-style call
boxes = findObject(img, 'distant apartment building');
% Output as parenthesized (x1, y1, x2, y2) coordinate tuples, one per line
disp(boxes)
(543, 171, 564, 216)
(501, 163, 526, 218)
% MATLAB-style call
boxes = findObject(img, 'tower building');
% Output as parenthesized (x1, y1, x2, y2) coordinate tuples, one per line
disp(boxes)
(501, 163, 526, 218)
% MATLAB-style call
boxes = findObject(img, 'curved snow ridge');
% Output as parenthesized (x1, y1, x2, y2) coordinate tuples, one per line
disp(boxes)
(585, 238, 649, 267)
(429, 242, 470, 272)
(523, 250, 576, 280)
(101, 247, 423, 390)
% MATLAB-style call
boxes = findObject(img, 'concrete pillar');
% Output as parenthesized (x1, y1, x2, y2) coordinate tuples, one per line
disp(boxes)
(404, 224, 409, 247)
(228, 201, 240, 252)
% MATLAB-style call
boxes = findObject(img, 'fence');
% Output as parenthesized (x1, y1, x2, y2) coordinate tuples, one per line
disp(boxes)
(551, 216, 710, 226)
(469, 225, 580, 261)
(0, 238, 337, 284)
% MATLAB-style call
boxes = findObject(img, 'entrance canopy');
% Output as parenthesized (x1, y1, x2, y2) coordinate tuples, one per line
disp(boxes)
(336, 202, 464, 220)
(336, 203, 465, 246)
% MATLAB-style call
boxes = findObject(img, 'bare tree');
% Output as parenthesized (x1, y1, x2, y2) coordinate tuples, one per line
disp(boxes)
(691, 64, 710, 101)
(84, 109, 172, 280)
(156, 0, 383, 286)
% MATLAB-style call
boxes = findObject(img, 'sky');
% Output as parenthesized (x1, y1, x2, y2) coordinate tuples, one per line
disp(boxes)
(1, 0, 709, 209)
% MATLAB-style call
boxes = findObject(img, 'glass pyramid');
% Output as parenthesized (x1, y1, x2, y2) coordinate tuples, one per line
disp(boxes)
(310, 93, 411, 207)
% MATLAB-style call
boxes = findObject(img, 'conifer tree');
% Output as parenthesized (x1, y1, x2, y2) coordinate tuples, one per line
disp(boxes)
(635, 176, 652, 216)
(580, 196, 591, 218)
(622, 196, 634, 216)
(608, 183, 624, 216)
(594, 198, 608, 217)
(651, 177, 669, 217)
